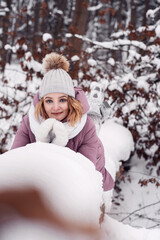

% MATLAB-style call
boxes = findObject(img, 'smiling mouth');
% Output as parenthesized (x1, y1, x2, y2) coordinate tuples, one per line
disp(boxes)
(51, 112, 62, 115)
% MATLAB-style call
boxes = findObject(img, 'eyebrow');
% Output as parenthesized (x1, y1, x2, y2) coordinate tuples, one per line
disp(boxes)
(44, 95, 68, 99)
(59, 95, 68, 98)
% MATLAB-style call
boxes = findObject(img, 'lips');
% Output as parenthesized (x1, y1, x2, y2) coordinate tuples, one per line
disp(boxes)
(51, 112, 62, 115)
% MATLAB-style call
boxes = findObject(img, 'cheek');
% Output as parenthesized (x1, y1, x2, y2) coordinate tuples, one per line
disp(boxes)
(64, 103, 69, 112)
(44, 103, 50, 113)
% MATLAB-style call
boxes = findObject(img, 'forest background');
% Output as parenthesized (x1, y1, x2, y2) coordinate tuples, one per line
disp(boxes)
(0, 0, 160, 188)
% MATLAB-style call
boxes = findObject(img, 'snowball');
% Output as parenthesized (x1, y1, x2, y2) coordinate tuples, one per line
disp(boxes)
(42, 33, 52, 42)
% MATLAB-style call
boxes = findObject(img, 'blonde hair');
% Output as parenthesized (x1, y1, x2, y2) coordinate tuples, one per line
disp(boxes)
(34, 96, 84, 127)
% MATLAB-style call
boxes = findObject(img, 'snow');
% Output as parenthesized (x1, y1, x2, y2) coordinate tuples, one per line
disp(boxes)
(102, 215, 160, 240)
(108, 79, 123, 92)
(0, 142, 103, 239)
(55, 9, 63, 15)
(4, 44, 12, 50)
(24, 52, 42, 72)
(0, 142, 103, 226)
(65, 33, 72, 38)
(145, 144, 158, 157)
(146, 101, 158, 115)
(0, 120, 160, 239)
(0, 8, 9, 16)
(155, 25, 160, 37)
(87, 58, 97, 66)
(0, 118, 141, 239)
(87, 3, 103, 11)
(122, 102, 137, 115)
(42, 33, 52, 42)
(146, 7, 160, 19)
(110, 154, 160, 232)
(99, 120, 134, 177)
(137, 77, 150, 92)
(1, 24, 160, 238)
(107, 58, 115, 66)
(71, 55, 80, 62)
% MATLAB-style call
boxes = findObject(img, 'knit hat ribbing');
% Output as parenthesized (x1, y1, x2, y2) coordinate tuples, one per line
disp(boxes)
(39, 53, 75, 99)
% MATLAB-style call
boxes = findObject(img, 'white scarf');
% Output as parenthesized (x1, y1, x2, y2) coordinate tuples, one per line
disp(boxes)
(28, 104, 87, 140)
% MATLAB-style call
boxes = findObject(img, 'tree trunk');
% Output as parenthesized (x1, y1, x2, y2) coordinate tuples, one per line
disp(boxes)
(52, 0, 67, 37)
(116, 0, 125, 31)
(143, 0, 150, 26)
(32, 1, 41, 55)
(1, 0, 12, 71)
(68, 0, 89, 79)
(130, 0, 136, 28)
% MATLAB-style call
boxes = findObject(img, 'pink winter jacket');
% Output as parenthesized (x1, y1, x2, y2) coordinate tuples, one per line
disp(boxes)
(11, 87, 114, 191)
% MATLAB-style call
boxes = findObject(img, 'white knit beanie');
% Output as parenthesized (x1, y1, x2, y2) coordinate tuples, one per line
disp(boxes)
(39, 53, 75, 99)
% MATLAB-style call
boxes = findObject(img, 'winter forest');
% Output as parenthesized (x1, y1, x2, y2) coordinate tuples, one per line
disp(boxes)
(0, 0, 160, 239)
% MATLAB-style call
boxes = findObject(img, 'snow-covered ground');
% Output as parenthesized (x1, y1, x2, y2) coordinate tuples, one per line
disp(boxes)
(0, 117, 160, 239)
(110, 154, 160, 229)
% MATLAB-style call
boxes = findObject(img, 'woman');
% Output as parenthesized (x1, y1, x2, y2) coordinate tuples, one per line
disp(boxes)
(11, 52, 114, 191)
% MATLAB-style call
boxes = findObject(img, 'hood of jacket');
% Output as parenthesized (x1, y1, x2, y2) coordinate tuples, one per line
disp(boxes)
(33, 87, 90, 114)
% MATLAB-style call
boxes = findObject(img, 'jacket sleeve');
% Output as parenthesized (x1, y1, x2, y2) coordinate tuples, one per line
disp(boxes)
(11, 115, 31, 150)
(77, 118, 114, 191)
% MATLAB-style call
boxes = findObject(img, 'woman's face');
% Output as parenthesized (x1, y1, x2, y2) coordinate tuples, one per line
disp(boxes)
(43, 92, 69, 121)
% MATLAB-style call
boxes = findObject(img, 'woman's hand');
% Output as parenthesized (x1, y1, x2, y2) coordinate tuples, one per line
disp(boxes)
(35, 118, 68, 146)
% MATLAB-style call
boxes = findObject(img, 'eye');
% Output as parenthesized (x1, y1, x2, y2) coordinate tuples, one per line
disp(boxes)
(45, 99, 53, 103)
(60, 98, 67, 103)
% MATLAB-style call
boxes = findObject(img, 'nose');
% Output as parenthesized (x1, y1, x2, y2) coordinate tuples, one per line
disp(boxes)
(52, 102, 60, 112)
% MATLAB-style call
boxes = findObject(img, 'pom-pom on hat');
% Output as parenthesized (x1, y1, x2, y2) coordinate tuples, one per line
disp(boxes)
(39, 52, 75, 99)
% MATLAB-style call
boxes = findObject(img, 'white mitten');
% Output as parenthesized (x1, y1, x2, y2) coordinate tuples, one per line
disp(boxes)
(35, 118, 68, 147)
(52, 120, 68, 146)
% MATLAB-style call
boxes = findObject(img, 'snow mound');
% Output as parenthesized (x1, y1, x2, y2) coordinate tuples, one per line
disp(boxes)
(98, 120, 134, 212)
(99, 120, 134, 178)
(0, 142, 103, 226)
(102, 215, 160, 240)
